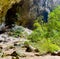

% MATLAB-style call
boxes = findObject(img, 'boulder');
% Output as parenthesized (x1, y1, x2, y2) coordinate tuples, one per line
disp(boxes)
(51, 50, 60, 56)
(25, 45, 39, 52)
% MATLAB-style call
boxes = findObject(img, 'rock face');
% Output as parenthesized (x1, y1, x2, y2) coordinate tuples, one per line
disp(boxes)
(29, 0, 60, 18)
(17, 0, 60, 28)
(0, 0, 21, 23)
(0, 0, 60, 29)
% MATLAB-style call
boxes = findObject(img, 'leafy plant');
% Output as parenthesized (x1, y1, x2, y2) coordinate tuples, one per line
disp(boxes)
(28, 6, 60, 54)
(8, 26, 24, 37)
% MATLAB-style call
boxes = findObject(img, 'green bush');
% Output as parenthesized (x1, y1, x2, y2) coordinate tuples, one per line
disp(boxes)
(8, 26, 24, 37)
(28, 6, 60, 54)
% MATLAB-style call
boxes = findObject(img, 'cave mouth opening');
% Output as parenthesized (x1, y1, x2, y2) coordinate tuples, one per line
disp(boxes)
(5, 0, 25, 29)
(0, 3, 18, 34)
(5, 3, 18, 28)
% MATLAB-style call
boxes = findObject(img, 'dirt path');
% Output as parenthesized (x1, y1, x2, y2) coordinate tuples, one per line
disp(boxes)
(19, 52, 60, 59)
(20, 56, 60, 59)
(1, 54, 60, 59)
(21, 56, 60, 59)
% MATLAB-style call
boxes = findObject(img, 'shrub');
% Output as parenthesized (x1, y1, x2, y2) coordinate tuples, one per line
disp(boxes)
(28, 6, 60, 54)
(8, 26, 24, 37)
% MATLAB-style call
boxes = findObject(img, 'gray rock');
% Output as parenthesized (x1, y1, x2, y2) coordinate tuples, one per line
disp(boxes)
(51, 50, 60, 56)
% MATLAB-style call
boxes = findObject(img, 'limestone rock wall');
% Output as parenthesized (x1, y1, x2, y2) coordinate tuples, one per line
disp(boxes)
(0, 0, 60, 29)
(0, 0, 21, 23)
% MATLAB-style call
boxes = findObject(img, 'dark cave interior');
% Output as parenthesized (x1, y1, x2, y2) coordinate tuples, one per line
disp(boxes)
(5, 0, 24, 28)
(5, 3, 18, 28)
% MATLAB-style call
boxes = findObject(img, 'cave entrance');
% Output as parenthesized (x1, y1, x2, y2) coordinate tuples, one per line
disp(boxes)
(0, 3, 20, 34)
(5, 0, 24, 28)
(5, 3, 18, 28)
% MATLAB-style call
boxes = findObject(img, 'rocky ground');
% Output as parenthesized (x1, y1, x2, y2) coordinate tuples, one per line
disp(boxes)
(0, 27, 60, 59)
